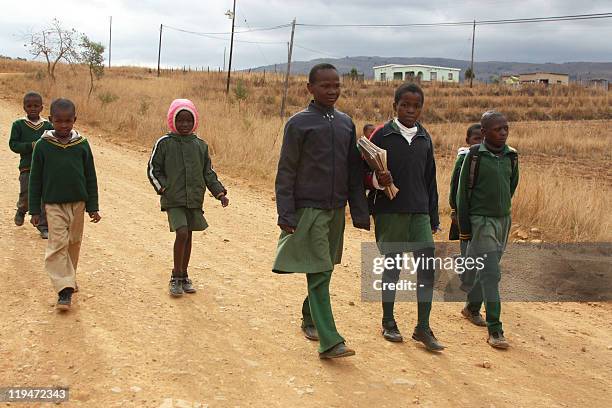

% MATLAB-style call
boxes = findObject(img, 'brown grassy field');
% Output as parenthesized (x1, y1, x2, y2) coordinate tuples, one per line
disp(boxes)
(1, 60, 610, 241)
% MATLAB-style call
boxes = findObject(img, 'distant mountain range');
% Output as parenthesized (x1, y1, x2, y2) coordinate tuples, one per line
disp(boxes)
(250, 56, 612, 81)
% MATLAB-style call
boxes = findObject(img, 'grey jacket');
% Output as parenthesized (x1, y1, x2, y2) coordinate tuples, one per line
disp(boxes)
(275, 101, 369, 227)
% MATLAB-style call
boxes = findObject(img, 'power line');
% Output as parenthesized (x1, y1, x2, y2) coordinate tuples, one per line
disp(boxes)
(293, 44, 341, 59)
(295, 12, 612, 28)
(163, 23, 292, 36)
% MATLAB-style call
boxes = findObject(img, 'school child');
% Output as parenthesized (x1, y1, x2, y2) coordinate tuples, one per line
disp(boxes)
(9, 91, 53, 238)
(363, 123, 376, 139)
(148, 99, 229, 297)
(456, 111, 519, 349)
(367, 83, 444, 351)
(448, 124, 486, 325)
(273, 63, 370, 359)
(28, 98, 100, 310)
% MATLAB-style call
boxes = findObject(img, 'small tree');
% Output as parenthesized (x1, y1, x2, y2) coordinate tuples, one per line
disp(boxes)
(234, 80, 248, 111)
(80, 35, 105, 98)
(465, 68, 475, 87)
(25, 19, 80, 81)
(349, 67, 359, 80)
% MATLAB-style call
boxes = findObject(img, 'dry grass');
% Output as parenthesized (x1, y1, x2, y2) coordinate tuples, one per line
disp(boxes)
(1, 60, 610, 241)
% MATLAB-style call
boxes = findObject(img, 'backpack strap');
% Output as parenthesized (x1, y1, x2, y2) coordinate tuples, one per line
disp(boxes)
(467, 144, 481, 191)
(508, 151, 518, 181)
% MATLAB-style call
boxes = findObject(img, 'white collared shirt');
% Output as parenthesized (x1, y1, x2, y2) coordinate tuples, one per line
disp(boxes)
(394, 118, 418, 145)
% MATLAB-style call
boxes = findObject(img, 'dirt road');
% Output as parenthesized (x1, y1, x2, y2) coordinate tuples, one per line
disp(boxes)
(0, 98, 610, 407)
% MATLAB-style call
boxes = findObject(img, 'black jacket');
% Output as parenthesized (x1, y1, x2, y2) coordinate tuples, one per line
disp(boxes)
(368, 120, 439, 228)
(275, 101, 370, 227)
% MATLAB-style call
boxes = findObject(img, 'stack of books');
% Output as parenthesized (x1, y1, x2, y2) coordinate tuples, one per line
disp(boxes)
(357, 136, 399, 200)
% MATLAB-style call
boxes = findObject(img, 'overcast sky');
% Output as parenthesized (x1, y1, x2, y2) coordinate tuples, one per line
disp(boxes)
(1, 0, 610, 69)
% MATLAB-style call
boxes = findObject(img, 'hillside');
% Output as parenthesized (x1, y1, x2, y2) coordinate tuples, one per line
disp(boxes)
(251, 56, 612, 82)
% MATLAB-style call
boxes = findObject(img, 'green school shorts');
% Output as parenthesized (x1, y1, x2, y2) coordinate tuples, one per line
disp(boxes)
(272, 207, 345, 274)
(166, 207, 209, 232)
(374, 213, 434, 255)
(466, 215, 511, 256)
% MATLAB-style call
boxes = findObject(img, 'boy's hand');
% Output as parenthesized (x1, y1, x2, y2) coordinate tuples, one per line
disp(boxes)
(279, 224, 296, 234)
(89, 212, 101, 223)
(432, 225, 442, 234)
(219, 194, 229, 207)
(30, 214, 40, 227)
(375, 170, 393, 187)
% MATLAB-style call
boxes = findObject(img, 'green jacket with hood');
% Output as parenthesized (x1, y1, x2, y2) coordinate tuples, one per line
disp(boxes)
(147, 133, 226, 210)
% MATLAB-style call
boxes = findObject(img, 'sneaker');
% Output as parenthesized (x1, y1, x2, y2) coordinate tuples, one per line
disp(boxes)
(39, 229, 49, 239)
(14, 210, 25, 226)
(182, 277, 197, 294)
(168, 277, 184, 297)
(461, 307, 487, 327)
(382, 320, 403, 342)
(412, 327, 446, 351)
(301, 319, 319, 341)
(319, 342, 355, 359)
(56, 288, 74, 310)
(487, 332, 510, 349)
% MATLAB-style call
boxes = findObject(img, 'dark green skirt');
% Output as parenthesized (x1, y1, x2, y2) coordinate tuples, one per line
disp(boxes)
(374, 213, 434, 255)
(272, 207, 345, 274)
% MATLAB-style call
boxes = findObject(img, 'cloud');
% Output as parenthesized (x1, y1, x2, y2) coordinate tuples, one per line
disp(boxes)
(1, 0, 610, 68)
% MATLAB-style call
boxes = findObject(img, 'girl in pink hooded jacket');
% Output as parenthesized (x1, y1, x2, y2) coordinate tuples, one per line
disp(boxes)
(148, 99, 229, 296)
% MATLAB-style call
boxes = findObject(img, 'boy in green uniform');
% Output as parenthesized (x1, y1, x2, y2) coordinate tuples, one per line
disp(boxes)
(9, 92, 53, 238)
(148, 99, 229, 297)
(367, 83, 444, 351)
(448, 124, 486, 327)
(456, 111, 519, 349)
(29, 98, 101, 310)
(273, 63, 370, 359)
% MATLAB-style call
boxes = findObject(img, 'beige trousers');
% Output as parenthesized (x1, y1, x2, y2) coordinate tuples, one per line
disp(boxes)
(45, 201, 85, 293)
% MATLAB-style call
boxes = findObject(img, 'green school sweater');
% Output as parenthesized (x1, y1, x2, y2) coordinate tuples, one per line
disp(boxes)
(8, 118, 54, 170)
(28, 131, 99, 215)
(456, 143, 519, 239)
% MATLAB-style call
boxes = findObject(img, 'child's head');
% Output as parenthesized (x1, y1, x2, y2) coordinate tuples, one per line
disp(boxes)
(23, 91, 43, 120)
(363, 124, 376, 138)
(49, 98, 76, 138)
(393, 83, 424, 127)
(466, 124, 482, 145)
(167, 99, 199, 135)
(307, 63, 340, 108)
(480, 111, 508, 148)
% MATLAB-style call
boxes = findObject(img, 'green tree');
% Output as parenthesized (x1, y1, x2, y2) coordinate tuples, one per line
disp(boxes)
(234, 80, 248, 111)
(80, 35, 105, 98)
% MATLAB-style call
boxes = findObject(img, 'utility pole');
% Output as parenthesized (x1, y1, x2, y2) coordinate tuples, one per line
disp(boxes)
(157, 24, 163, 77)
(108, 16, 112, 68)
(225, 0, 236, 94)
(469, 19, 475, 88)
(280, 18, 296, 118)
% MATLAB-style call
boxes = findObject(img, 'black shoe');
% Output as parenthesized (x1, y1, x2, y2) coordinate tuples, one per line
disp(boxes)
(168, 277, 184, 297)
(14, 210, 25, 226)
(301, 319, 319, 341)
(182, 277, 197, 294)
(39, 229, 49, 239)
(412, 327, 445, 351)
(319, 342, 355, 359)
(488, 331, 510, 349)
(382, 320, 403, 342)
(57, 288, 74, 310)
(461, 307, 487, 327)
